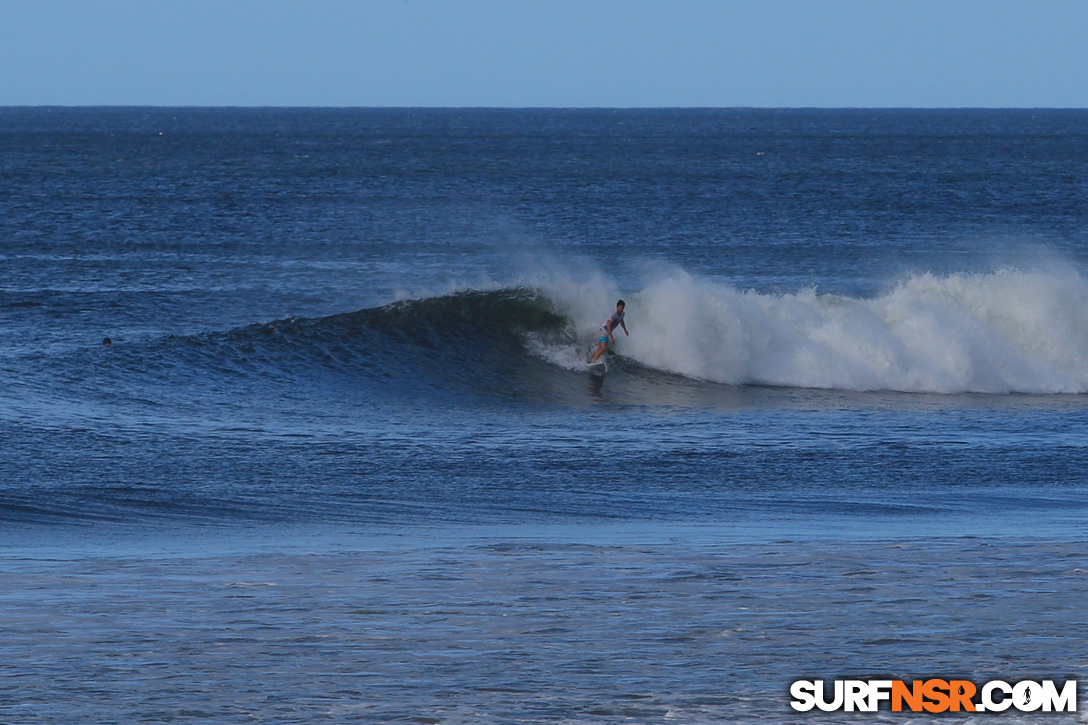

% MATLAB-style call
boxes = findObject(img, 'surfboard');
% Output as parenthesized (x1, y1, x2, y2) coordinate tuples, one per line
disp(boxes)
(588, 360, 607, 377)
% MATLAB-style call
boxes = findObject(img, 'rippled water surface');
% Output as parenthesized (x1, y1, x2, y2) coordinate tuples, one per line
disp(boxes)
(2, 108, 1087, 722)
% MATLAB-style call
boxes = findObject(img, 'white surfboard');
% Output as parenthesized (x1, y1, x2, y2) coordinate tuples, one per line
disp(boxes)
(588, 360, 607, 377)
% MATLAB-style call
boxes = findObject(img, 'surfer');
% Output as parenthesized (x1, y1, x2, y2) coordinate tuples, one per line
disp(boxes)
(589, 300, 628, 364)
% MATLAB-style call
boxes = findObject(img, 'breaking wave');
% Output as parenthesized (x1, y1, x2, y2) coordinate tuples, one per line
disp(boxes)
(598, 266, 1088, 394)
(67, 265, 1088, 399)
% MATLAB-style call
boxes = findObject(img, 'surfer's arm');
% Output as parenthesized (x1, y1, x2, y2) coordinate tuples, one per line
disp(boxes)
(620, 320, 629, 336)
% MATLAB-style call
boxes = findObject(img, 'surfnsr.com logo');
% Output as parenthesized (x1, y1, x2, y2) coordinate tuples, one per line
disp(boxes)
(790, 679, 1077, 713)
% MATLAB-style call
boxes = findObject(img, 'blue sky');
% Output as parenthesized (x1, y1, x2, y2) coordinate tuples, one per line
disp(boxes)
(2, 0, 1086, 107)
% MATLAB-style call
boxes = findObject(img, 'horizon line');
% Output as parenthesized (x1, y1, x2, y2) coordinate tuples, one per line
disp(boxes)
(3, 104, 1086, 111)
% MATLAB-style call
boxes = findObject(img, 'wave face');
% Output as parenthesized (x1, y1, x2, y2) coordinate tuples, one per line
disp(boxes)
(77, 288, 577, 408)
(606, 267, 1088, 394)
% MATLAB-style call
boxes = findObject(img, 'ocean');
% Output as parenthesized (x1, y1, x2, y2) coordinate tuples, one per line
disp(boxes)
(2, 107, 1086, 723)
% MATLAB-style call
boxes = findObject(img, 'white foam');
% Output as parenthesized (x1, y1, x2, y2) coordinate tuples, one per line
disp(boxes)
(526, 335, 593, 371)
(536, 265, 1088, 394)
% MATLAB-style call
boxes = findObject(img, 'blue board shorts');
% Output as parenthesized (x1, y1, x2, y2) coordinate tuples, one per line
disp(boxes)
(598, 334, 610, 344)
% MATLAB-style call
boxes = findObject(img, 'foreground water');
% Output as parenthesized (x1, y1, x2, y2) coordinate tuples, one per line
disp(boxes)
(2, 108, 1086, 722)
(4, 535, 1085, 724)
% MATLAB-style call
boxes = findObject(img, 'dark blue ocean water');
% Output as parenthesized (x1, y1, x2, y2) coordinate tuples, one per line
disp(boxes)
(2, 108, 1087, 723)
